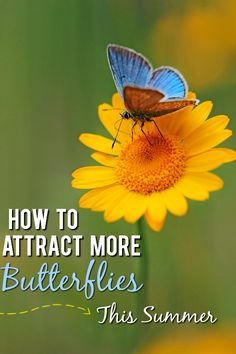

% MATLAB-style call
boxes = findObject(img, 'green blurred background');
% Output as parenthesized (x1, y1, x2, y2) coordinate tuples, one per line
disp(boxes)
(0, 0, 235, 353)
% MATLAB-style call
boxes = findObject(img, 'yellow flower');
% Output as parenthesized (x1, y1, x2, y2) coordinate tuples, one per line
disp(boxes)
(137, 327, 236, 354)
(72, 93, 236, 232)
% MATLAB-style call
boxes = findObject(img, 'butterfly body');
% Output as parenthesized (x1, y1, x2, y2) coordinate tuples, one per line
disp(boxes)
(121, 110, 175, 120)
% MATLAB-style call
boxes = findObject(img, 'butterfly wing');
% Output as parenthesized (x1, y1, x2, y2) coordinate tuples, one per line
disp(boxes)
(124, 86, 195, 115)
(107, 44, 153, 99)
(151, 100, 196, 115)
(148, 66, 188, 99)
(123, 86, 165, 114)
(107, 45, 197, 112)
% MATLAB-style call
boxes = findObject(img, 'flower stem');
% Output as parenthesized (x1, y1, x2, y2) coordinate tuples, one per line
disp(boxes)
(131, 218, 149, 350)
(137, 217, 148, 316)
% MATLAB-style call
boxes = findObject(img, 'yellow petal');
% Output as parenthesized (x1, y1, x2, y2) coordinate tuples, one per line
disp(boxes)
(186, 129, 232, 156)
(104, 187, 133, 222)
(79, 133, 121, 155)
(145, 211, 166, 232)
(90, 185, 123, 211)
(184, 115, 231, 155)
(187, 91, 196, 99)
(161, 187, 188, 216)
(175, 175, 209, 200)
(155, 106, 193, 136)
(123, 193, 149, 223)
(184, 172, 224, 191)
(166, 101, 212, 139)
(186, 114, 229, 141)
(154, 102, 212, 139)
(72, 166, 117, 189)
(112, 92, 125, 108)
(98, 102, 132, 144)
(91, 152, 117, 167)
(80, 185, 126, 212)
(179, 101, 213, 139)
(186, 148, 236, 172)
(80, 185, 146, 220)
(98, 103, 122, 138)
(146, 192, 167, 223)
(79, 188, 106, 208)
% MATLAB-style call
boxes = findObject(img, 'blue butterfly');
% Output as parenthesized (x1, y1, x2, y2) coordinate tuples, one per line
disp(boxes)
(107, 44, 198, 146)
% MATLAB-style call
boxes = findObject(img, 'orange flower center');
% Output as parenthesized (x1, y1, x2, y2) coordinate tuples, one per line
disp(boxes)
(116, 133, 187, 194)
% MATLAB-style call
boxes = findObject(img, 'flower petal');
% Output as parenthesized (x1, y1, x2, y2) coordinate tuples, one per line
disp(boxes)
(185, 115, 232, 155)
(91, 152, 117, 167)
(157, 101, 212, 139)
(186, 148, 236, 172)
(183, 172, 224, 191)
(187, 91, 196, 99)
(146, 192, 167, 223)
(187, 129, 232, 156)
(98, 103, 121, 138)
(79, 133, 121, 155)
(161, 187, 188, 216)
(80, 185, 125, 212)
(145, 211, 166, 232)
(90, 185, 123, 211)
(123, 193, 149, 223)
(98, 101, 132, 144)
(154, 106, 193, 136)
(80, 188, 106, 208)
(175, 175, 209, 200)
(72, 166, 117, 189)
(112, 92, 125, 108)
(104, 187, 133, 222)
(180, 101, 213, 138)
(186, 114, 229, 140)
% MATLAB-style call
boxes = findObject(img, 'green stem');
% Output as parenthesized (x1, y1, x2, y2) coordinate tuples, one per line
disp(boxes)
(137, 217, 148, 316)
(131, 218, 149, 350)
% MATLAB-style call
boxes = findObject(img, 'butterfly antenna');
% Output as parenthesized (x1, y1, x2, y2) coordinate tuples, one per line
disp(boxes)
(102, 108, 124, 111)
(112, 118, 124, 149)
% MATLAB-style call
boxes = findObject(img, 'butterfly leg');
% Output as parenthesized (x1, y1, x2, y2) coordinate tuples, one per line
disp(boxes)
(150, 119, 165, 139)
(140, 121, 152, 145)
(131, 120, 138, 141)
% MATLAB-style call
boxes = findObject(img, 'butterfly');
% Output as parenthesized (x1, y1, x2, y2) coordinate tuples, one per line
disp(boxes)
(107, 44, 198, 146)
